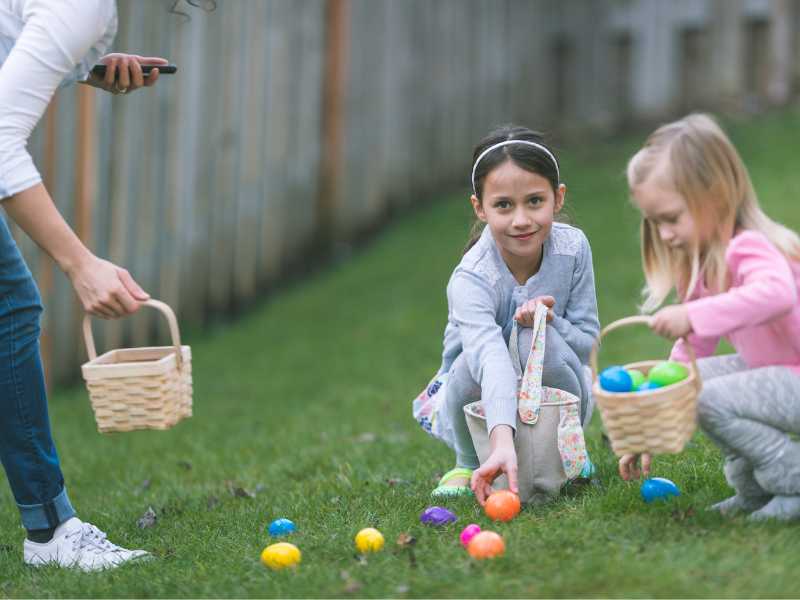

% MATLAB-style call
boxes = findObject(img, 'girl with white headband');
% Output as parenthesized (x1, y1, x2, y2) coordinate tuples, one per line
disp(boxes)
(412, 125, 600, 502)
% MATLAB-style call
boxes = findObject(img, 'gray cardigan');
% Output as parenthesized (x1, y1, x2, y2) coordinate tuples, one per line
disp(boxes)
(440, 223, 600, 432)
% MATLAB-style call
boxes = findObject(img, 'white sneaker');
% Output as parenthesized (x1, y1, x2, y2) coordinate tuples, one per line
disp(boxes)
(23, 517, 150, 572)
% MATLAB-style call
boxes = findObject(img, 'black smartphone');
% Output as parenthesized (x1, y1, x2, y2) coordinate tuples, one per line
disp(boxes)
(91, 64, 178, 78)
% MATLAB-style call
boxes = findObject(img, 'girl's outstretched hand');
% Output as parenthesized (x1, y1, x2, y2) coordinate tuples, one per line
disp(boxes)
(650, 304, 692, 339)
(471, 425, 518, 505)
(619, 453, 651, 480)
(514, 295, 555, 327)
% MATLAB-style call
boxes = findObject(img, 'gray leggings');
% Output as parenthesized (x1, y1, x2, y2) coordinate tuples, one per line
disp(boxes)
(446, 324, 589, 469)
(697, 355, 800, 497)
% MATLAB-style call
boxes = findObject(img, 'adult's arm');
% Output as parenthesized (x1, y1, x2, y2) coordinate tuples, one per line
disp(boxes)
(4, 185, 149, 318)
(0, 0, 113, 198)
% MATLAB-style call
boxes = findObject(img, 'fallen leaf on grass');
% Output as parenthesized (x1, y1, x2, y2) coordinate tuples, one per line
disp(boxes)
(396, 533, 417, 568)
(396, 533, 416, 547)
(671, 506, 696, 521)
(225, 480, 255, 499)
(137, 506, 157, 529)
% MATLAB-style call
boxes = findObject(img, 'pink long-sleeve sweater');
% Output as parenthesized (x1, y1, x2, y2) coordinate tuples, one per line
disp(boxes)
(670, 229, 800, 375)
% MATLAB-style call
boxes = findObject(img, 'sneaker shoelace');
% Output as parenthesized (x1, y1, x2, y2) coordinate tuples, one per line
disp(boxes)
(67, 523, 125, 556)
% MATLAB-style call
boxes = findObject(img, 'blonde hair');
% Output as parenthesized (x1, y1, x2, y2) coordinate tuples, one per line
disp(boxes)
(627, 113, 800, 313)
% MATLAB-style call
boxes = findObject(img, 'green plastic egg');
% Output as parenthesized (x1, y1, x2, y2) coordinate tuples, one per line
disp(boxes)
(648, 361, 689, 387)
(626, 369, 646, 391)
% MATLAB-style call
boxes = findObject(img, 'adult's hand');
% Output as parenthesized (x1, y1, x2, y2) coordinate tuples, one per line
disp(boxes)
(67, 255, 150, 319)
(86, 53, 169, 95)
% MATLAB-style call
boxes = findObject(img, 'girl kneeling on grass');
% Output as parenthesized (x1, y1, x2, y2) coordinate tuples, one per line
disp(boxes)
(620, 114, 800, 521)
(413, 125, 600, 503)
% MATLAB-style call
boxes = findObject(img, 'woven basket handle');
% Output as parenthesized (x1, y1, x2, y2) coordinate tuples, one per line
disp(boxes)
(589, 315, 699, 389)
(82, 299, 184, 370)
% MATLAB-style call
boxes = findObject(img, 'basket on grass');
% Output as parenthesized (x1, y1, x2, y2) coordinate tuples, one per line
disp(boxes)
(464, 303, 588, 504)
(591, 315, 701, 456)
(81, 299, 192, 433)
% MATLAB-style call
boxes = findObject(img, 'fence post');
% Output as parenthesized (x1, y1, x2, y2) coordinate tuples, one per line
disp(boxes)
(318, 0, 350, 245)
(74, 86, 96, 363)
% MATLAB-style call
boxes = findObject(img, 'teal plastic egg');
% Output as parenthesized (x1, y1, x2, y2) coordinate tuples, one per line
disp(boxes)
(637, 381, 663, 392)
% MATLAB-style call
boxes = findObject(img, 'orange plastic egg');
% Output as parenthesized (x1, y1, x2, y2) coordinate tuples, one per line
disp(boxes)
(467, 531, 505, 559)
(484, 490, 521, 522)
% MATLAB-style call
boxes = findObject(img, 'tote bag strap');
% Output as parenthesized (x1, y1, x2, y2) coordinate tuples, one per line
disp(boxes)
(508, 302, 548, 425)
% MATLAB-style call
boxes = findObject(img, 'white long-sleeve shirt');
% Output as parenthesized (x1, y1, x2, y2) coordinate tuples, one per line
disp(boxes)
(0, 0, 117, 198)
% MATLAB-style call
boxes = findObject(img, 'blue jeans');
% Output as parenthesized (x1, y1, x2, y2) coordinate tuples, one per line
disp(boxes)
(0, 213, 75, 530)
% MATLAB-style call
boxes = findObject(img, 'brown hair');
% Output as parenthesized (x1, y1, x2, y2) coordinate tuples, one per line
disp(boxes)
(465, 124, 562, 253)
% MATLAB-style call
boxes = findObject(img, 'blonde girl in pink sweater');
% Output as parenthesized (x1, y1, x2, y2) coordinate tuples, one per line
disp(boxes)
(618, 114, 800, 521)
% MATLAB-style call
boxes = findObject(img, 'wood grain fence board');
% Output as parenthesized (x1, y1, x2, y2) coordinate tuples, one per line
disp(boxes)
(262, 0, 292, 273)
(231, 0, 262, 304)
(25, 0, 799, 386)
(255, 0, 277, 287)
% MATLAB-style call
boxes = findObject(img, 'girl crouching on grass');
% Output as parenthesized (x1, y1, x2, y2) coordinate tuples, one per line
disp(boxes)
(620, 114, 800, 521)
(413, 125, 600, 503)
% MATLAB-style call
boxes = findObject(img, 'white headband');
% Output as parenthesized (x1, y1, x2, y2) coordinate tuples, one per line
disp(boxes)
(471, 140, 560, 195)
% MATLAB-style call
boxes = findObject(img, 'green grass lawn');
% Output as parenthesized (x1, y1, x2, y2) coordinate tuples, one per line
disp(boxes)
(2, 109, 799, 597)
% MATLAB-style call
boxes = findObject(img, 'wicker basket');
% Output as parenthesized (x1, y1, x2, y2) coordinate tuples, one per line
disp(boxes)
(590, 315, 701, 456)
(81, 299, 192, 433)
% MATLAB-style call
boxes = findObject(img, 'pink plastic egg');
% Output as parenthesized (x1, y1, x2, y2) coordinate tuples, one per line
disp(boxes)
(460, 524, 481, 548)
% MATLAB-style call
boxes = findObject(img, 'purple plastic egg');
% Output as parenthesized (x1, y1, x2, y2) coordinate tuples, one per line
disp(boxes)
(420, 506, 457, 526)
(460, 524, 481, 547)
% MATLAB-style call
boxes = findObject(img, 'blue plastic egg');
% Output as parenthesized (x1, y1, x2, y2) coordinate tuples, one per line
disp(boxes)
(268, 518, 296, 536)
(640, 477, 680, 503)
(637, 381, 664, 392)
(599, 366, 633, 392)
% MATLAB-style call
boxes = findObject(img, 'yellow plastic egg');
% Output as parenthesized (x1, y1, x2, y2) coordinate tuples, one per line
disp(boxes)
(260, 542, 301, 570)
(354, 527, 385, 553)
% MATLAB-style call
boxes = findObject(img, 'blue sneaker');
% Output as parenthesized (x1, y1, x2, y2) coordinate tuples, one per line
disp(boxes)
(579, 455, 596, 479)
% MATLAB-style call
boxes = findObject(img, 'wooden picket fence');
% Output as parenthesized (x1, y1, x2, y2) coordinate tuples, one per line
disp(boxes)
(10, 0, 796, 385)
